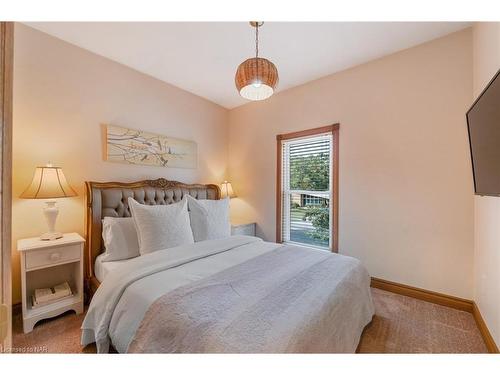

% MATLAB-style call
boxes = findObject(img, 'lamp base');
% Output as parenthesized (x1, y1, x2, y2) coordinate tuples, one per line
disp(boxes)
(40, 232, 63, 241)
(41, 201, 62, 241)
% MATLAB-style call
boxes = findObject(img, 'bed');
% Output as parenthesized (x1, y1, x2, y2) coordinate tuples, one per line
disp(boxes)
(81, 178, 374, 353)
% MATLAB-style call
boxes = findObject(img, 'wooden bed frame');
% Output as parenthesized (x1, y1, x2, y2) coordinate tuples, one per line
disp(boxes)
(84, 178, 220, 300)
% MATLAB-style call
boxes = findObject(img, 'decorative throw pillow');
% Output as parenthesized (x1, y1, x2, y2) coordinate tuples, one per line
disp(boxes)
(101, 217, 140, 262)
(128, 197, 194, 255)
(187, 195, 231, 242)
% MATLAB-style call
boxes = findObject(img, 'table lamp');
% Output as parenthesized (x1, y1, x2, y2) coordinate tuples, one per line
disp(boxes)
(20, 163, 77, 240)
(220, 181, 236, 199)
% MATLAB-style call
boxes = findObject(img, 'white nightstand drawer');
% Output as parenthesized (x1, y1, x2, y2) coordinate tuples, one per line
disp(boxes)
(25, 244, 81, 270)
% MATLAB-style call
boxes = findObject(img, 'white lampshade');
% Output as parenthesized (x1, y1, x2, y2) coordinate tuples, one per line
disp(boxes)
(20, 165, 77, 199)
(220, 181, 236, 199)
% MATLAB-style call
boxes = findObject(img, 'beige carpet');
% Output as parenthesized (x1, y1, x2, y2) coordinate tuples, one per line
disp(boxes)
(357, 288, 487, 353)
(11, 288, 487, 354)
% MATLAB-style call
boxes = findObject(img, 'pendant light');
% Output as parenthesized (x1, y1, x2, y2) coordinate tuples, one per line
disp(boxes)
(235, 22, 279, 101)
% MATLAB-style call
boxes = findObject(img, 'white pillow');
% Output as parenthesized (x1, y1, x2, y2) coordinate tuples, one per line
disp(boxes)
(101, 217, 140, 262)
(187, 195, 231, 242)
(128, 197, 194, 255)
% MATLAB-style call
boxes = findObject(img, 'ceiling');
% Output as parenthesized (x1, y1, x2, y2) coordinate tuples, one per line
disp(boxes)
(26, 22, 471, 109)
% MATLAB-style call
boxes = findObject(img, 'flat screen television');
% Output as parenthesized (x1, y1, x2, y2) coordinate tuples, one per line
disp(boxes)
(467, 68, 500, 196)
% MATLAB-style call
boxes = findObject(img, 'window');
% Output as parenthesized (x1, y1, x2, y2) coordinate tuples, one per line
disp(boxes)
(276, 125, 339, 251)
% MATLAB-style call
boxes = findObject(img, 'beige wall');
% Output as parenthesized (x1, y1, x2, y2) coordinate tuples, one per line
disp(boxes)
(228, 29, 474, 298)
(11, 24, 228, 304)
(472, 22, 500, 346)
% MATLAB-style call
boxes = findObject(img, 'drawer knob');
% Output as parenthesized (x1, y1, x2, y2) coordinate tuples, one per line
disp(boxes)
(50, 253, 61, 261)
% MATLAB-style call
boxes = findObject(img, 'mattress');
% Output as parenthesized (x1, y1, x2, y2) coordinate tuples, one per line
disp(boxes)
(94, 253, 132, 282)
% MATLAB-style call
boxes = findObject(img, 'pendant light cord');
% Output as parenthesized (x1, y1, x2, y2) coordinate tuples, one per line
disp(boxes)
(255, 23, 259, 81)
(255, 23, 259, 59)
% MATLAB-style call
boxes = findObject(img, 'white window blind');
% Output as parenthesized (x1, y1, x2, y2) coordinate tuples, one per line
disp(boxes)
(281, 133, 333, 250)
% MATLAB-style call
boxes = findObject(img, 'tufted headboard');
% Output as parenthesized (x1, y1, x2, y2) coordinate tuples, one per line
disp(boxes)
(84, 178, 220, 296)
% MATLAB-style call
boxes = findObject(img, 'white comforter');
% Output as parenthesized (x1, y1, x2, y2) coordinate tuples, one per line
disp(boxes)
(82, 236, 373, 353)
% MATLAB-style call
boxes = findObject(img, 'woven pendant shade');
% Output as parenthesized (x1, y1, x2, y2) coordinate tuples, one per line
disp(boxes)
(235, 22, 279, 101)
(235, 57, 279, 101)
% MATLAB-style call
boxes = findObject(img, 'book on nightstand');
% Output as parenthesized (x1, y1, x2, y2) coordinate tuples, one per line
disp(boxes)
(31, 282, 73, 307)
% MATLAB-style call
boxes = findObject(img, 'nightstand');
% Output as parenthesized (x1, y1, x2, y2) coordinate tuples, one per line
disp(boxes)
(231, 222, 256, 236)
(17, 233, 85, 333)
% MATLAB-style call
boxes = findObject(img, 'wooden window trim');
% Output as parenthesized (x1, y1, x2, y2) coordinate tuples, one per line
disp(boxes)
(276, 124, 339, 252)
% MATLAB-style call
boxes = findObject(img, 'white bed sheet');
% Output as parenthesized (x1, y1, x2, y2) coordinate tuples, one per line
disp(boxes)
(94, 253, 132, 283)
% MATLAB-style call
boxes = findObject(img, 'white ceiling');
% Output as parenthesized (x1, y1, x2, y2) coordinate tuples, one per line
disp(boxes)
(26, 22, 471, 109)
